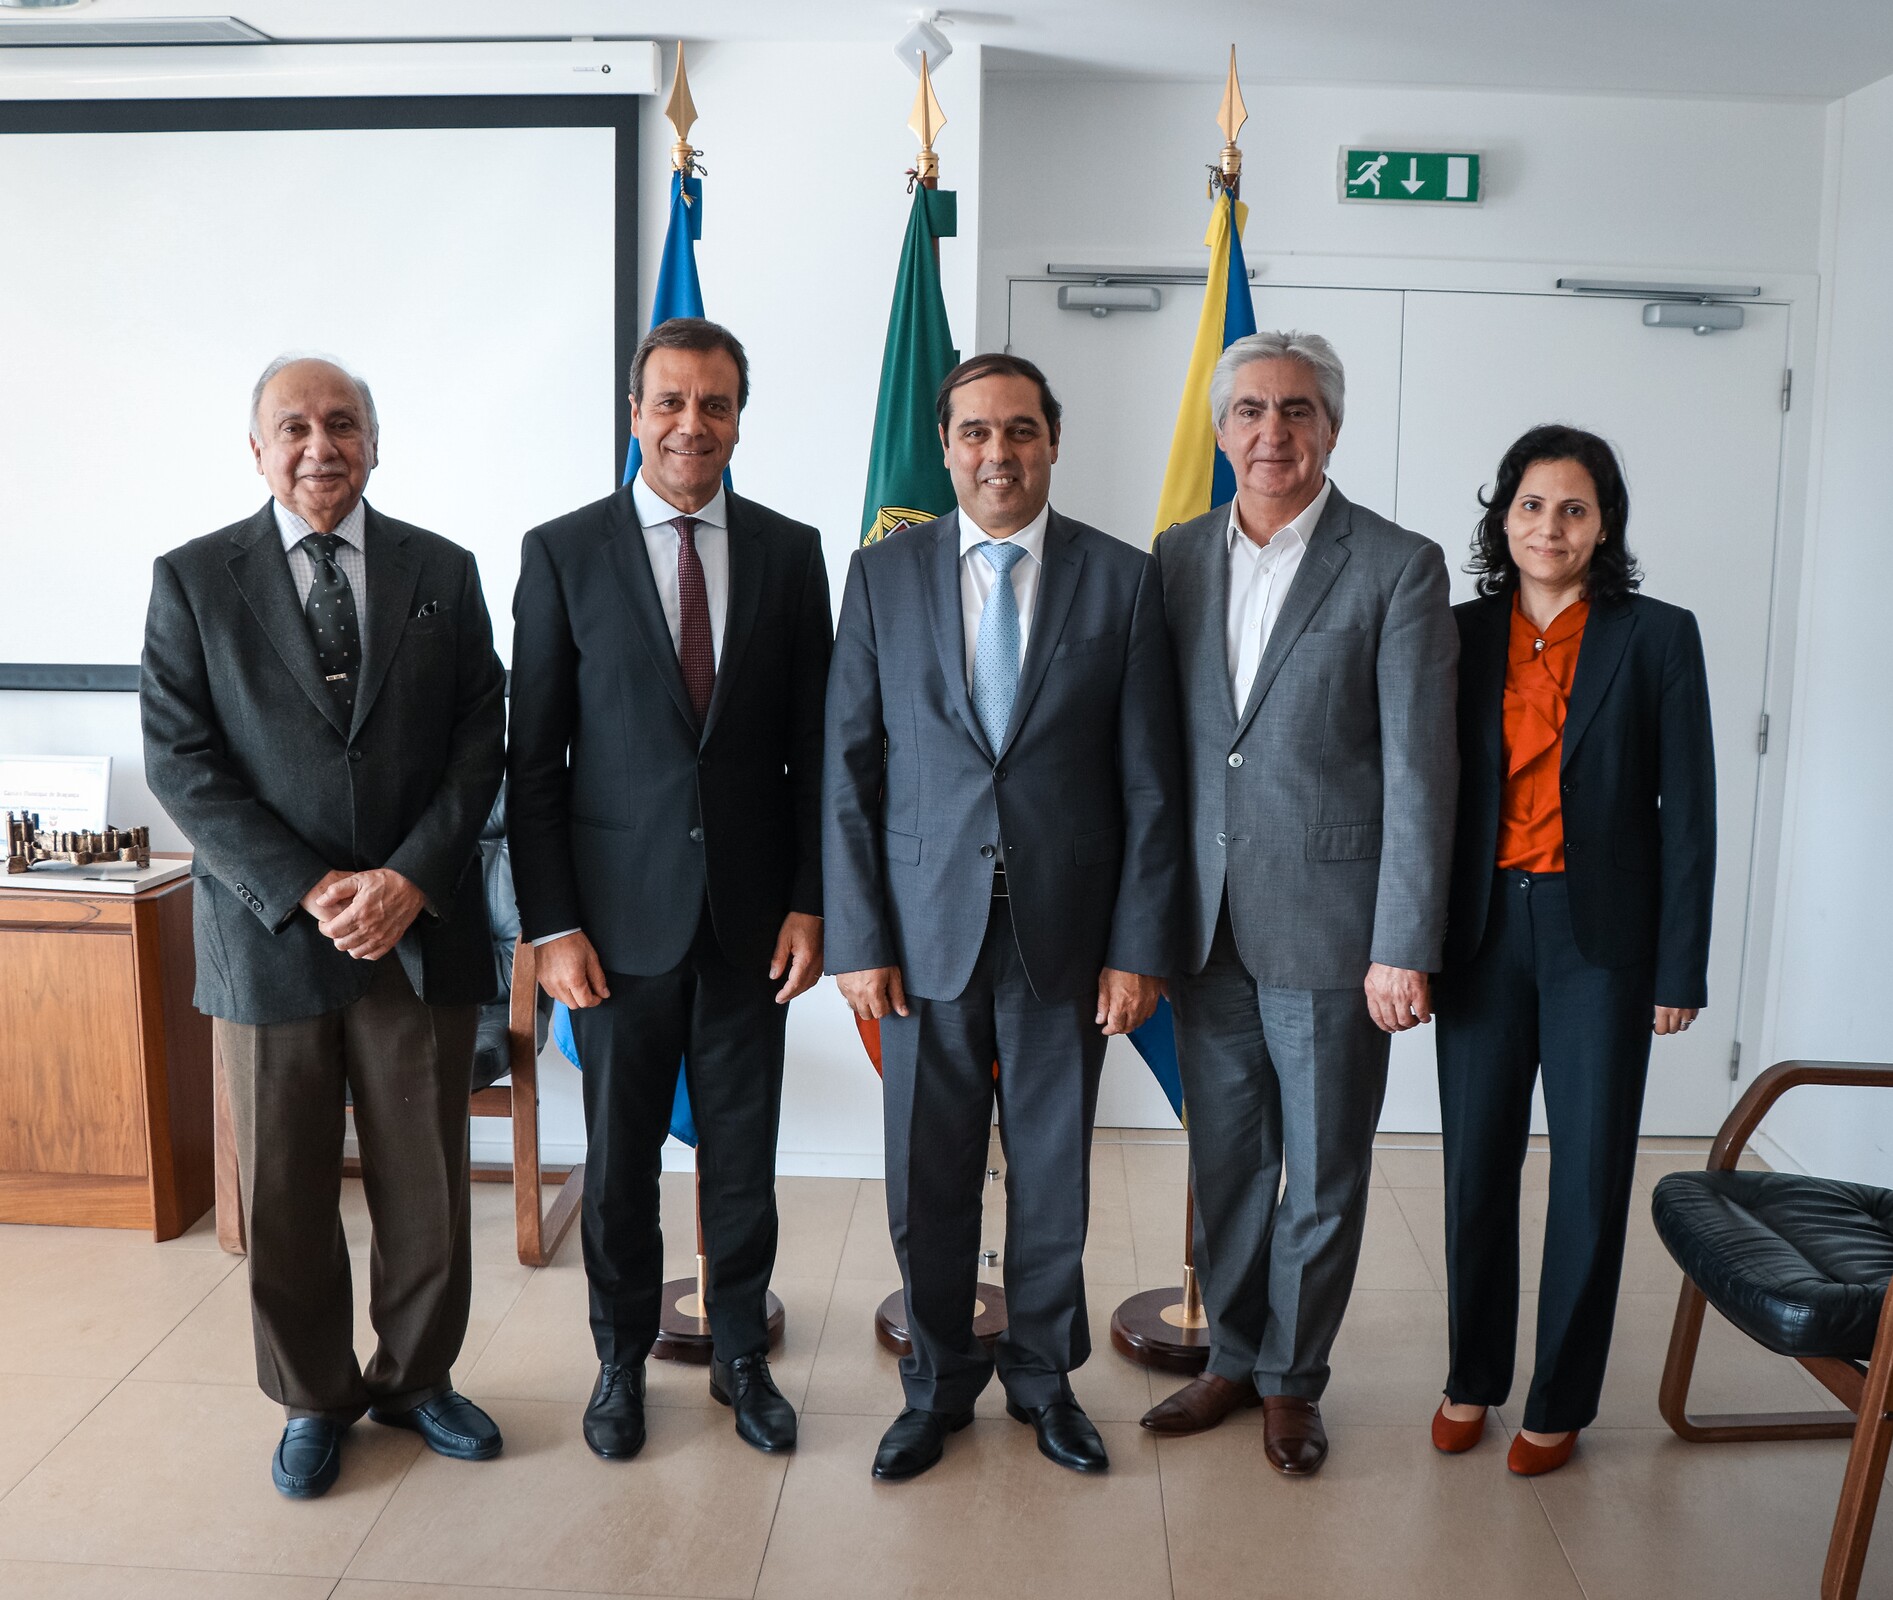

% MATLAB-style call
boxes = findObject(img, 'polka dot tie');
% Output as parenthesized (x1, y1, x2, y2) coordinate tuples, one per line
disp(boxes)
(300, 532, 362, 716)
(972, 540, 1027, 754)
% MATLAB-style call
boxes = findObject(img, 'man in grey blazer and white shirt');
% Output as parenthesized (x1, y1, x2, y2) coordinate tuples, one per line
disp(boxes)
(1141, 331, 1457, 1474)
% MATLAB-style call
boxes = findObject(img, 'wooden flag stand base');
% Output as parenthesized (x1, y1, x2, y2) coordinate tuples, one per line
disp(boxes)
(875, 1283, 1008, 1357)
(873, 1159, 1010, 1356)
(652, 1164, 786, 1364)
(1110, 1185, 1211, 1373)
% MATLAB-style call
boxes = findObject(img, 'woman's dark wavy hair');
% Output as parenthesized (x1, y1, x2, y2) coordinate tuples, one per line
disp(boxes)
(1469, 424, 1643, 601)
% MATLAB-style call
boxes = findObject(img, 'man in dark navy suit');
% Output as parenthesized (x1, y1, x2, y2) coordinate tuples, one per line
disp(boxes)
(508, 319, 832, 1462)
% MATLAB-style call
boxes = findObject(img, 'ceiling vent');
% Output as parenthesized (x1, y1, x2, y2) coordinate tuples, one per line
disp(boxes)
(0, 15, 270, 45)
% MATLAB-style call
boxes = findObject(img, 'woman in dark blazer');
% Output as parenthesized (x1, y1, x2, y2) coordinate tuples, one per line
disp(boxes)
(1427, 424, 1715, 1476)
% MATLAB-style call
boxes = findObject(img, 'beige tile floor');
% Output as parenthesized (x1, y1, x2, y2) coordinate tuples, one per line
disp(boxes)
(0, 1132, 1887, 1599)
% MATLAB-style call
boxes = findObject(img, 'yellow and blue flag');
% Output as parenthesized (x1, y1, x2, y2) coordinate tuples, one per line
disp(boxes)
(1126, 188, 1257, 1122)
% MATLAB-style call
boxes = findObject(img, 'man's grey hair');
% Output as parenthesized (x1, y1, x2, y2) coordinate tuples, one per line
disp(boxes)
(1209, 330, 1345, 433)
(249, 353, 380, 442)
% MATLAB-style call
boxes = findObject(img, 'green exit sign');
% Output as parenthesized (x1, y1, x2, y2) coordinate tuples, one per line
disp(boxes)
(1338, 148, 1483, 205)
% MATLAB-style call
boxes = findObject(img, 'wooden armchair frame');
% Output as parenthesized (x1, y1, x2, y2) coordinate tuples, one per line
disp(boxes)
(213, 936, 582, 1268)
(1657, 1059, 1893, 1600)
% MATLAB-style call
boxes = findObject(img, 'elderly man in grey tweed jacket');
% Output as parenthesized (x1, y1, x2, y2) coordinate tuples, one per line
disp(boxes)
(1140, 331, 1457, 1474)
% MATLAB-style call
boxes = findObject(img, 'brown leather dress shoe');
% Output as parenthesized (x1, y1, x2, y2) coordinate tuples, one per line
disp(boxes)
(1139, 1374, 1263, 1436)
(1261, 1395, 1328, 1476)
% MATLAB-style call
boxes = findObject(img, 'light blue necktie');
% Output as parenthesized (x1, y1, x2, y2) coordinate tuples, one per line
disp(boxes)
(972, 540, 1028, 754)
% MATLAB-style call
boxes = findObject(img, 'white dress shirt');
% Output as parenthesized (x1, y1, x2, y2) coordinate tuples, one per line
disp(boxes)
(632, 475, 730, 665)
(275, 498, 367, 609)
(958, 504, 1050, 692)
(1226, 478, 1331, 713)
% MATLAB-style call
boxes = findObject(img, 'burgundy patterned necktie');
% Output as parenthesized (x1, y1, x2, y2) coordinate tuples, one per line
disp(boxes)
(672, 515, 715, 724)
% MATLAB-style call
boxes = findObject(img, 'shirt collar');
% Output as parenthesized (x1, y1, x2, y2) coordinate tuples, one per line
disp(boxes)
(631, 473, 728, 532)
(1226, 477, 1332, 559)
(959, 502, 1051, 564)
(275, 496, 366, 554)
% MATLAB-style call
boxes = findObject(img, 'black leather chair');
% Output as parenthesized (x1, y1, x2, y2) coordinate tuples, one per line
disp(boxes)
(213, 783, 582, 1268)
(1652, 1060, 1893, 1600)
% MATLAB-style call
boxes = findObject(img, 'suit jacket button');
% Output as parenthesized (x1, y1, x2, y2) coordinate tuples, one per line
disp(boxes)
(994, 767, 1007, 781)
(1216, 833, 1226, 846)
(689, 827, 705, 843)
(348, 749, 363, 763)
(1227, 753, 1244, 768)
(980, 844, 995, 859)
(1567, 842, 1581, 854)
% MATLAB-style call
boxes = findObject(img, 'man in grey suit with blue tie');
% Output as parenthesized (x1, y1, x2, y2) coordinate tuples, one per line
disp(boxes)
(825, 353, 1184, 1482)
(1139, 331, 1457, 1474)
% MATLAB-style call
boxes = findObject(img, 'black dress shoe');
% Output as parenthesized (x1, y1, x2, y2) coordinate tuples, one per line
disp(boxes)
(871, 1406, 974, 1481)
(272, 1418, 343, 1499)
(1006, 1397, 1109, 1473)
(583, 1362, 647, 1460)
(369, 1391, 503, 1461)
(710, 1352, 797, 1453)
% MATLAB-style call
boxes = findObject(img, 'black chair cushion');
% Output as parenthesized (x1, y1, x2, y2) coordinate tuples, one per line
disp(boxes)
(1652, 1170, 1893, 1361)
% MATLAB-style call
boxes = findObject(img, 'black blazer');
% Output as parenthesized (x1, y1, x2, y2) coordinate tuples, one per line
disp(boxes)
(140, 501, 508, 1026)
(822, 508, 1184, 1003)
(1443, 590, 1715, 1008)
(507, 486, 832, 978)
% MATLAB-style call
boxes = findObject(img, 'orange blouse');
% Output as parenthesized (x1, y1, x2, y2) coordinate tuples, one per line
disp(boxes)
(1496, 594, 1590, 873)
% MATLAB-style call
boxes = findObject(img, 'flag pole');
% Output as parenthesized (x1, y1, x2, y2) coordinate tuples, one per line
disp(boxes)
(644, 39, 782, 1363)
(868, 51, 1009, 1359)
(1111, 45, 1250, 1374)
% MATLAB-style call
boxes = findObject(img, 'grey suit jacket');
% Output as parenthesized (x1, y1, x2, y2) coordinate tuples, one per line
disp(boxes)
(141, 499, 508, 1025)
(823, 508, 1184, 1003)
(1155, 486, 1458, 988)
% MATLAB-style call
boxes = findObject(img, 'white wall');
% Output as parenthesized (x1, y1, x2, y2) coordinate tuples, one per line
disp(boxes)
(1756, 75, 1893, 1183)
(977, 75, 1828, 351)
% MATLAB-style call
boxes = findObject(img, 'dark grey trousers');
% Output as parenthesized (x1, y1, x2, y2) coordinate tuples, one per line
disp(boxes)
(216, 958, 476, 1422)
(1170, 903, 1390, 1398)
(879, 898, 1107, 1412)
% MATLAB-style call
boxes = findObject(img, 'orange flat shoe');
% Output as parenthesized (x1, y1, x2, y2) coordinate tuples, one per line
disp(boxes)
(1507, 1429, 1578, 1476)
(1431, 1401, 1487, 1454)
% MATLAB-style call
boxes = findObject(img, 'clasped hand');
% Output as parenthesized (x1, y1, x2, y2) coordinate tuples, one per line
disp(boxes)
(301, 868, 425, 961)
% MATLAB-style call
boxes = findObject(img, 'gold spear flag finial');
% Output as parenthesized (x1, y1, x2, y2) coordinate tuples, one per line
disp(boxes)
(1214, 45, 1247, 192)
(665, 41, 699, 172)
(908, 50, 947, 183)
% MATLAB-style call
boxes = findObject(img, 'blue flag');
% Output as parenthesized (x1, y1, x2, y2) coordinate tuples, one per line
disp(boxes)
(565, 166, 705, 1149)
(623, 170, 706, 486)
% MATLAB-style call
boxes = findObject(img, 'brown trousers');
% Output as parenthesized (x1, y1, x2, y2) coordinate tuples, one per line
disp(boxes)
(215, 959, 477, 1421)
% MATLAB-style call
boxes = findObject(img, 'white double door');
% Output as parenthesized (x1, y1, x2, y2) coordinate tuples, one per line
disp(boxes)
(1007, 278, 1788, 1135)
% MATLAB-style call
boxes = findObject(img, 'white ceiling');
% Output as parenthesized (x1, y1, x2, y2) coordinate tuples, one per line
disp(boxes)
(5, 0, 1893, 100)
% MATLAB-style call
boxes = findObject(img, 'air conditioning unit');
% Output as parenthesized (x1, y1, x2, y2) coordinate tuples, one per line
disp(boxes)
(0, 39, 661, 99)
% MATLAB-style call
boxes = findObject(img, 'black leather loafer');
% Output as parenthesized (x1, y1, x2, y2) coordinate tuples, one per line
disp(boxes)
(1006, 1397, 1109, 1473)
(583, 1362, 647, 1460)
(369, 1390, 503, 1461)
(710, 1352, 797, 1453)
(272, 1417, 343, 1499)
(871, 1406, 974, 1481)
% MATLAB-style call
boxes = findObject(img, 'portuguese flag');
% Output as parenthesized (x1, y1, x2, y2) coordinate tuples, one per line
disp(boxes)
(854, 182, 959, 1071)
(859, 184, 959, 545)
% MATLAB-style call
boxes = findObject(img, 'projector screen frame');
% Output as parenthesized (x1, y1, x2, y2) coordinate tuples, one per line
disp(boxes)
(0, 92, 640, 690)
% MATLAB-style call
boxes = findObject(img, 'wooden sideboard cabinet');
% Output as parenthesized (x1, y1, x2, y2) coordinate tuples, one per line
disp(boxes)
(0, 867, 213, 1239)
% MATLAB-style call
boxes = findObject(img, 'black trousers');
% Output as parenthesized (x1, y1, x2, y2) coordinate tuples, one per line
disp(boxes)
(567, 902, 787, 1366)
(879, 896, 1108, 1412)
(1435, 870, 1655, 1433)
